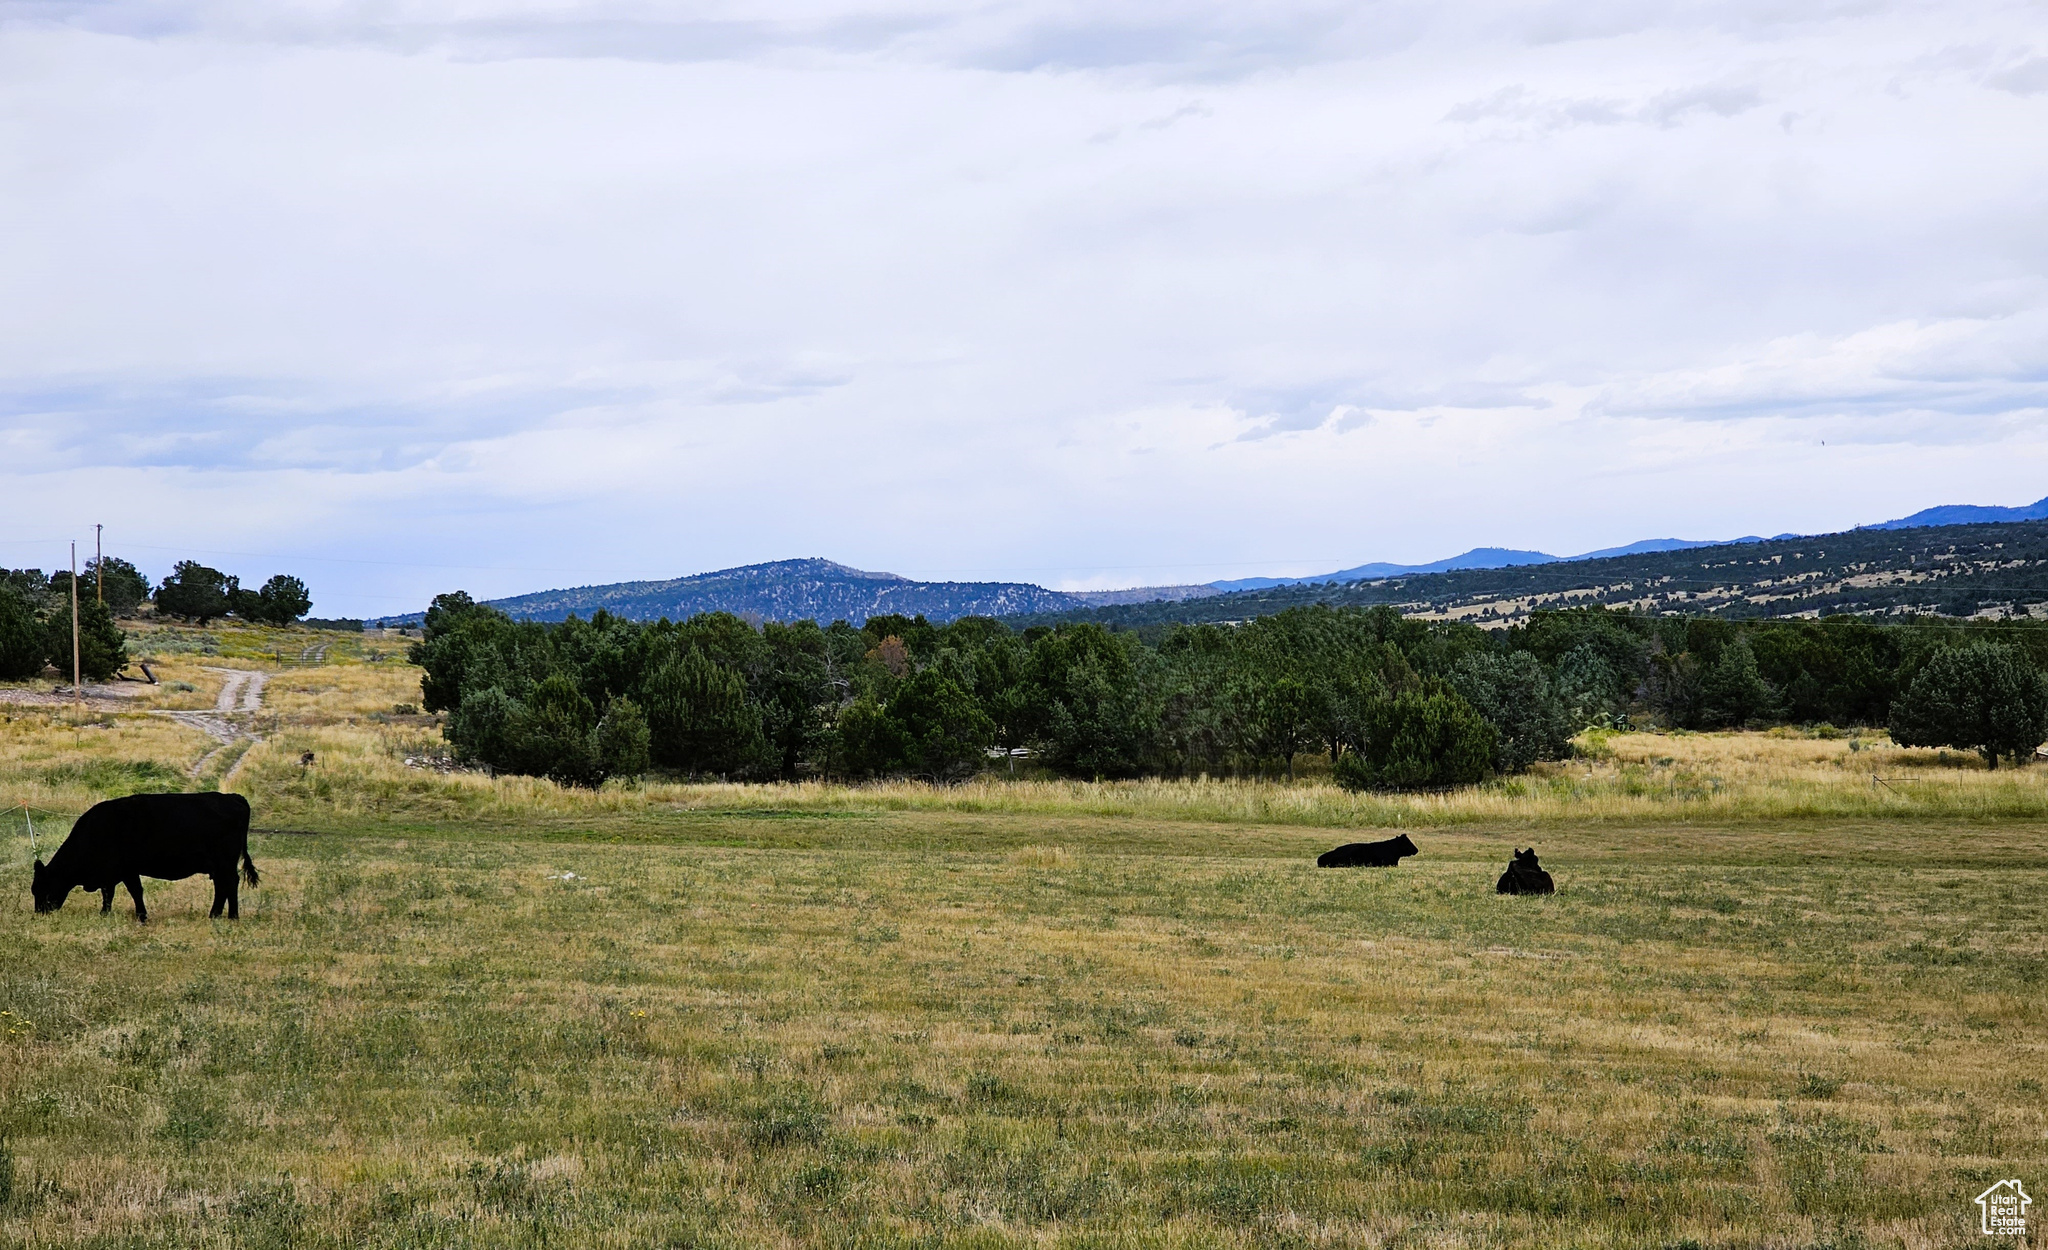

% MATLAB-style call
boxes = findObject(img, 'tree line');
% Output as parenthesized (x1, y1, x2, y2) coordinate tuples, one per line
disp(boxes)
(411, 593, 2048, 787)
(0, 558, 314, 682)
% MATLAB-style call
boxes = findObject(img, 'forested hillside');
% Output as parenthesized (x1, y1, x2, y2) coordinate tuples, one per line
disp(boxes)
(427, 558, 1079, 625)
(1009, 521, 2048, 631)
(393, 557, 1219, 626)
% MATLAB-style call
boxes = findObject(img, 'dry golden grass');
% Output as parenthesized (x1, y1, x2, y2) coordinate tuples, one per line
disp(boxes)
(1, 823, 2040, 1248)
(120, 618, 410, 669)
(258, 658, 428, 724)
(228, 721, 2048, 839)
(1, 656, 2043, 1247)
(0, 708, 209, 825)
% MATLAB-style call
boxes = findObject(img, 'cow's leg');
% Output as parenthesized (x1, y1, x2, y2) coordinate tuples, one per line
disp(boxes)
(211, 877, 228, 918)
(101, 886, 115, 913)
(124, 875, 147, 923)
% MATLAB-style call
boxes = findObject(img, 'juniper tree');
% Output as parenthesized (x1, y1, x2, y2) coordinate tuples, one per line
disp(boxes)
(1890, 643, 2048, 768)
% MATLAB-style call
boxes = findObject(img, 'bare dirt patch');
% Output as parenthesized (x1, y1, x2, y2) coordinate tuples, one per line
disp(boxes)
(0, 682, 146, 711)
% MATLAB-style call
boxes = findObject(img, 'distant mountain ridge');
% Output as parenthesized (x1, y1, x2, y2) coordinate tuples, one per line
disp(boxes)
(1863, 494, 2048, 530)
(1210, 537, 1775, 591)
(382, 495, 2047, 626)
(1195, 492, 2048, 591)
(1008, 517, 2048, 631)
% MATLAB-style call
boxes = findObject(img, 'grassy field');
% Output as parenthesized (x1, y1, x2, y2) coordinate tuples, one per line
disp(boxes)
(1, 628, 2043, 1247)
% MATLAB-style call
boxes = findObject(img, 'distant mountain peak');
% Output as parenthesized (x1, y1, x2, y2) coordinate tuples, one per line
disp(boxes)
(690, 557, 907, 584)
(391, 558, 1068, 626)
(1864, 495, 2048, 530)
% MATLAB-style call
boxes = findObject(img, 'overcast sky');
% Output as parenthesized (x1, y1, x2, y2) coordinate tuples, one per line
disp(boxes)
(5, 0, 2046, 617)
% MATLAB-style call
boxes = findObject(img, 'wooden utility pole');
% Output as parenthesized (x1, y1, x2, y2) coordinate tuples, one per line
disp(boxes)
(95, 524, 103, 602)
(70, 541, 81, 712)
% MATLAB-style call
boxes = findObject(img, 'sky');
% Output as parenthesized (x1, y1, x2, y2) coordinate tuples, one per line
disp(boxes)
(4, 0, 2047, 618)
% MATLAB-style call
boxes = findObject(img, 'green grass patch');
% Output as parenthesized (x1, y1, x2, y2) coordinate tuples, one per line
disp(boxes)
(0, 812, 2040, 1247)
(36, 758, 184, 795)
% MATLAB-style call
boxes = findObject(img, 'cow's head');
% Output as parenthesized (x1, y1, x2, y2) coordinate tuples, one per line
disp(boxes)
(1392, 834, 1419, 857)
(30, 859, 67, 913)
(1514, 848, 1540, 867)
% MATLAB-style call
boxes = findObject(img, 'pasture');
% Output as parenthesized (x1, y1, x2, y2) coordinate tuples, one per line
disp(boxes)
(1, 634, 2043, 1247)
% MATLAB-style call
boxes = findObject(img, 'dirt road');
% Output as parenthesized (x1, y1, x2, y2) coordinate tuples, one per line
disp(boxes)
(169, 668, 271, 778)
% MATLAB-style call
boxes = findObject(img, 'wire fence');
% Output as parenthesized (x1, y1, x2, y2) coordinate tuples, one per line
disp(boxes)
(7, 801, 60, 855)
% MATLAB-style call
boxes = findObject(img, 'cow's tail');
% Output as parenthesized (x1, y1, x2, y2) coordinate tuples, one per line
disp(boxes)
(241, 849, 261, 888)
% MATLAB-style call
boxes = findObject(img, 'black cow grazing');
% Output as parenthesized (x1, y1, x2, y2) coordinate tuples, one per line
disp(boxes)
(31, 793, 259, 922)
(1317, 833, 1418, 868)
(1496, 847, 1555, 895)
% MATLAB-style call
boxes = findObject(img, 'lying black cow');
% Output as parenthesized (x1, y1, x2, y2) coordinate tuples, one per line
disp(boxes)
(1496, 847, 1555, 895)
(1317, 833, 1418, 868)
(32, 792, 259, 922)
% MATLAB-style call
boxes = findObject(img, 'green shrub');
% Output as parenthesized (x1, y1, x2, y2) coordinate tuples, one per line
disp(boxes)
(1336, 689, 1495, 790)
(446, 685, 522, 772)
(448, 682, 653, 786)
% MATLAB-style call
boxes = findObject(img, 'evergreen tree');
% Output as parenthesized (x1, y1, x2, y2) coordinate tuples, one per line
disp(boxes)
(1698, 636, 1777, 728)
(1021, 625, 1157, 778)
(1229, 674, 1324, 779)
(0, 569, 50, 609)
(518, 673, 601, 786)
(1555, 642, 1624, 725)
(642, 647, 768, 777)
(446, 685, 523, 771)
(834, 695, 908, 778)
(255, 575, 312, 624)
(410, 592, 523, 715)
(1890, 643, 2048, 768)
(227, 583, 261, 621)
(43, 595, 127, 683)
(1336, 688, 1495, 791)
(1644, 645, 1703, 728)
(1783, 669, 1829, 723)
(0, 586, 45, 680)
(594, 696, 651, 780)
(1452, 651, 1572, 773)
(757, 621, 833, 779)
(83, 556, 150, 617)
(155, 562, 234, 624)
(880, 669, 994, 779)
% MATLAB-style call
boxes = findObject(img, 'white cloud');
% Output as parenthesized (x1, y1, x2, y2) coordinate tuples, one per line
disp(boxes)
(3, 0, 2047, 615)
(1986, 54, 2048, 95)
